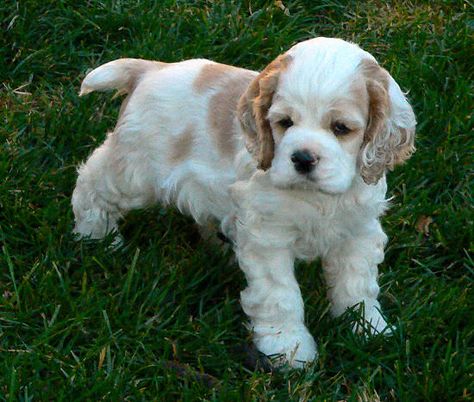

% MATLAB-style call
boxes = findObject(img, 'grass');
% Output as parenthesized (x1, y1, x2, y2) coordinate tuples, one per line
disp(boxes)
(0, 0, 472, 400)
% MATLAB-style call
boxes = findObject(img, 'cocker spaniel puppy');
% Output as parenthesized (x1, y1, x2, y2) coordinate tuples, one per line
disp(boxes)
(72, 38, 416, 367)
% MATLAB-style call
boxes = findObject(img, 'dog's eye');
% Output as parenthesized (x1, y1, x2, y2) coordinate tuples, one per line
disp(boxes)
(332, 122, 350, 136)
(278, 118, 294, 129)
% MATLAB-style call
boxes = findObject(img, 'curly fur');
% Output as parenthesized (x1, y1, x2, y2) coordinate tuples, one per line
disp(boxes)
(72, 38, 416, 368)
(359, 60, 416, 184)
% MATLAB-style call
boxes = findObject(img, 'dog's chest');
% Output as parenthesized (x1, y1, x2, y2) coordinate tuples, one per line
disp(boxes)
(284, 194, 366, 260)
(229, 171, 386, 260)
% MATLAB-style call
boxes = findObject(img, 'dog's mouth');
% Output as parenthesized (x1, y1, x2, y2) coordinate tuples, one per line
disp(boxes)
(274, 176, 323, 192)
(268, 163, 350, 195)
(276, 175, 348, 196)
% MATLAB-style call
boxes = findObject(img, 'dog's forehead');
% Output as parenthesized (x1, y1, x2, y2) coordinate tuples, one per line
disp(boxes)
(277, 38, 376, 102)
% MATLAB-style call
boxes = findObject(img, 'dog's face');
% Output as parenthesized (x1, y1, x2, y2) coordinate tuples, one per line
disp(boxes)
(238, 38, 416, 193)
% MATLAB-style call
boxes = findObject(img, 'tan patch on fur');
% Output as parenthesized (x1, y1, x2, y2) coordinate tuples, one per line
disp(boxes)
(169, 125, 195, 164)
(208, 70, 257, 157)
(237, 53, 293, 169)
(193, 63, 236, 93)
(358, 60, 391, 183)
(360, 59, 391, 143)
(350, 81, 370, 118)
(329, 83, 369, 138)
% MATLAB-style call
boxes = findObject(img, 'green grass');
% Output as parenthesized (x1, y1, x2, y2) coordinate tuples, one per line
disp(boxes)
(1, 0, 472, 400)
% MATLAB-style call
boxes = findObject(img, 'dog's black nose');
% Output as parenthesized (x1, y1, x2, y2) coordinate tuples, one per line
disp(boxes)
(291, 150, 317, 174)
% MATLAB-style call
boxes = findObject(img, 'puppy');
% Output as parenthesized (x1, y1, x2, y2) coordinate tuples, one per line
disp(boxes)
(72, 37, 416, 367)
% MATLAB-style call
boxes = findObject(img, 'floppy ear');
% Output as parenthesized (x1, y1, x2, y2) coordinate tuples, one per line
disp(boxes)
(359, 61, 416, 184)
(237, 54, 291, 170)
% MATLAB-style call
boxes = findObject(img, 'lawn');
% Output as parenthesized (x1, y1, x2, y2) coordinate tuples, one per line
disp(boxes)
(1, 0, 472, 400)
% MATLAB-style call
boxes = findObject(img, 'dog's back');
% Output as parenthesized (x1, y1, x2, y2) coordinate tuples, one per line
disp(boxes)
(74, 58, 257, 236)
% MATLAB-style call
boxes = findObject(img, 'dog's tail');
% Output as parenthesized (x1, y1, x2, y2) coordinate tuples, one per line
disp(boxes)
(79, 58, 166, 96)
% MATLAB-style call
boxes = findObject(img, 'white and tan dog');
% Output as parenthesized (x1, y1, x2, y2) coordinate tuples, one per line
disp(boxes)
(72, 38, 416, 367)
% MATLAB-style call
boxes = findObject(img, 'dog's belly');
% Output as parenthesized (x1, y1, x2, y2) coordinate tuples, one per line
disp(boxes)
(159, 161, 238, 224)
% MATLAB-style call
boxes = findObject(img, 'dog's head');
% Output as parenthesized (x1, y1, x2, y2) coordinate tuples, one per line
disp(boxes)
(238, 37, 416, 193)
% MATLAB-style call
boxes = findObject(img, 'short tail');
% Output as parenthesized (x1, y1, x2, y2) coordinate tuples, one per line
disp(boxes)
(79, 58, 165, 96)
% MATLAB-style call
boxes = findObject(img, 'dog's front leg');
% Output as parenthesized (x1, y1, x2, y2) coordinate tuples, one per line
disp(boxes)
(322, 220, 391, 334)
(235, 225, 317, 368)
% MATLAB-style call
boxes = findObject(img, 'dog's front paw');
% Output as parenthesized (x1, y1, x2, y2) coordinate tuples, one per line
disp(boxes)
(252, 324, 317, 368)
(353, 306, 392, 336)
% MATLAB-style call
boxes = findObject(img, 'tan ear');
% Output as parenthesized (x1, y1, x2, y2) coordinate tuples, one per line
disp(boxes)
(237, 54, 291, 170)
(359, 60, 416, 184)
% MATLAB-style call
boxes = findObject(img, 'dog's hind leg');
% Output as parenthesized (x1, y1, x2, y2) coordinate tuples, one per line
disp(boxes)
(73, 58, 170, 244)
(72, 133, 156, 243)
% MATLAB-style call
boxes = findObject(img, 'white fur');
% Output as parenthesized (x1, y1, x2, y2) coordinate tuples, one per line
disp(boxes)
(72, 38, 415, 368)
